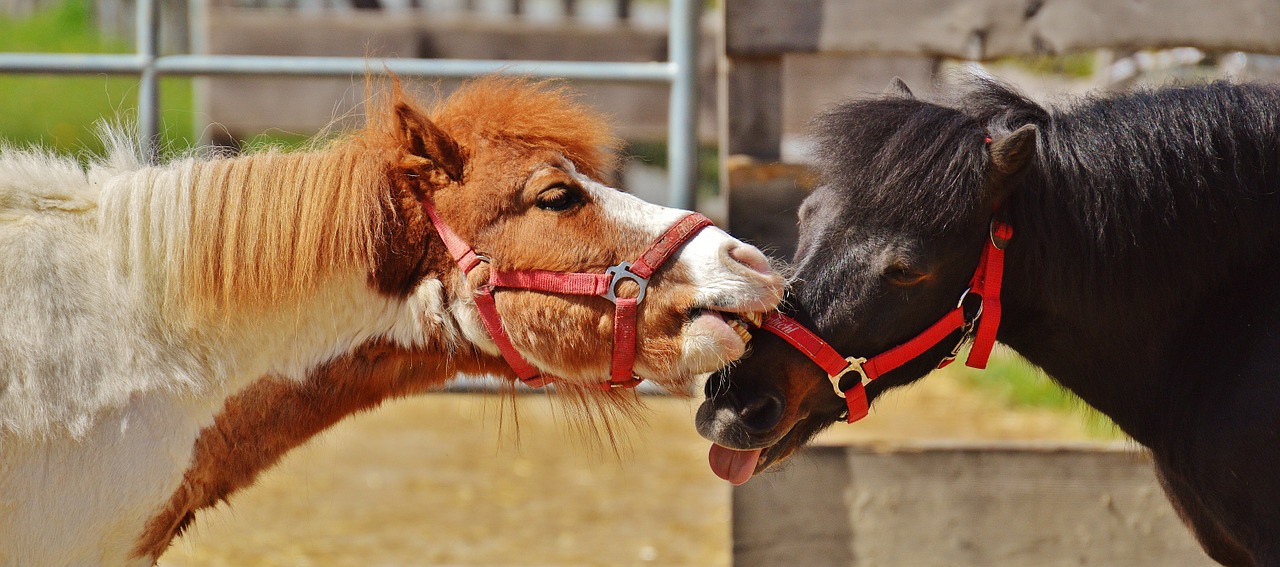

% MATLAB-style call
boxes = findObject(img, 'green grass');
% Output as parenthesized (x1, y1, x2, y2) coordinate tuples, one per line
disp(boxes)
(999, 51, 1098, 78)
(625, 139, 721, 198)
(951, 348, 1123, 438)
(0, 0, 196, 156)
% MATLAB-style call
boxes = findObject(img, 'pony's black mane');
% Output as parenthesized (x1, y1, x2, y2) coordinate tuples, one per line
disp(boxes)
(814, 77, 1280, 299)
(1008, 79, 1280, 255)
(811, 93, 990, 237)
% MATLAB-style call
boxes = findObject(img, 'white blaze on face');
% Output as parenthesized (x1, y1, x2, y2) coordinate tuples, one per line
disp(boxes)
(574, 169, 784, 377)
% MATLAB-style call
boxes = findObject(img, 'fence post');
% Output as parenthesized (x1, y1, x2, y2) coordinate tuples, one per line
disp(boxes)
(666, 0, 699, 210)
(136, 0, 159, 160)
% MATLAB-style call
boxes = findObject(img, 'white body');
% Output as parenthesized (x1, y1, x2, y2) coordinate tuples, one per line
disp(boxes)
(0, 140, 772, 566)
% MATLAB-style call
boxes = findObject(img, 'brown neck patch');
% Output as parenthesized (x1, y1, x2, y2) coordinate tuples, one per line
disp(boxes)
(131, 341, 510, 561)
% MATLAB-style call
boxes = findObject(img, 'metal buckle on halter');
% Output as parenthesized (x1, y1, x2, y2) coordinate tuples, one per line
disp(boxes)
(828, 356, 869, 399)
(603, 261, 649, 304)
(603, 376, 644, 389)
(938, 288, 983, 367)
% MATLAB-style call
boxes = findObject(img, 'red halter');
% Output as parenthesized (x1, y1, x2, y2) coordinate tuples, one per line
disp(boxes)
(756, 219, 1013, 422)
(423, 199, 714, 390)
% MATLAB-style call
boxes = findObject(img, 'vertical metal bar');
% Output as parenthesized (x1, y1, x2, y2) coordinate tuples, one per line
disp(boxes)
(615, 0, 630, 22)
(136, 0, 160, 160)
(190, 0, 209, 146)
(666, 0, 699, 209)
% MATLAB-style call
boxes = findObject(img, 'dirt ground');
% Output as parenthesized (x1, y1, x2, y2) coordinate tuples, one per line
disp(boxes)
(159, 370, 1104, 567)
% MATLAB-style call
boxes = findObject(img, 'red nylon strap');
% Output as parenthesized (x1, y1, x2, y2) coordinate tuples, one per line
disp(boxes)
(487, 270, 613, 296)
(844, 383, 870, 423)
(965, 220, 1012, 368)
(608, 297, 642, 388)
(422, 200, 485, 273)
(760, 312, 850, 376)
(760, 312, 868, 423)
(862, 308, 968, 381)
(630, 213, 715, 278)
(474, 287, 550, 386)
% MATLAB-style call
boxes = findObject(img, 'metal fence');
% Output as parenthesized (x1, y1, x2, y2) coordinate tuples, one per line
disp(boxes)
(0, 0, 701, 209)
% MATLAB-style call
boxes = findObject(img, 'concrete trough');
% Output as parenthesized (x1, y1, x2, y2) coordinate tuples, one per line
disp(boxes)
(732, 441, 1214, 567)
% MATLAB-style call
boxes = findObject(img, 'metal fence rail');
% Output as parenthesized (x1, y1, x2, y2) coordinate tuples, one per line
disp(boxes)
(0, 0, 700, 209)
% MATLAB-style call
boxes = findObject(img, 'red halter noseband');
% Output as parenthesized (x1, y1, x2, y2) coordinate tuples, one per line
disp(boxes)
(755, 219, 1013, 422)
(423, 199, 714, 390)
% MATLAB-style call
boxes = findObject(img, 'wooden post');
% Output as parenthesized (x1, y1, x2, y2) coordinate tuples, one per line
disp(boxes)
(718, 0, 820, 238)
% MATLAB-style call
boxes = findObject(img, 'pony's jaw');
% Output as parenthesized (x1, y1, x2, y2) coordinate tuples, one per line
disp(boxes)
(695, 333, 849, 482)
(588, 183, 784, 385)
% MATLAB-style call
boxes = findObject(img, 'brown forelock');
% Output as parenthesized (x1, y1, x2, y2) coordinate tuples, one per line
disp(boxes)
(361, 75, 623, 300)
(427, 76, 623, 181)
(131, 340, 511, 561)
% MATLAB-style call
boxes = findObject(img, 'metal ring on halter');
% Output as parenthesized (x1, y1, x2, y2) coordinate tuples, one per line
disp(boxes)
(603, 261, 649, 304)
(990, 221, 1012, 250)
(956, 287, 984, 322)
(827, 356, 869, 399)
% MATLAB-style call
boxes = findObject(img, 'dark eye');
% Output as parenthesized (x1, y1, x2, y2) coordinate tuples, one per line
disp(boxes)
(536, 185, 584, 212)
(884, 263, 930, 286)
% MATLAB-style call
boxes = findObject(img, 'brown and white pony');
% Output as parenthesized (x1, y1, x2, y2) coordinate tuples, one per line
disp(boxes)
(0, 77, 783, 566)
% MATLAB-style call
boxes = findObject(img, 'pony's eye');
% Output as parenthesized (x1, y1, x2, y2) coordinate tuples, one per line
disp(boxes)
(536, 185, 584, 212)
(884, 264, 930, 286)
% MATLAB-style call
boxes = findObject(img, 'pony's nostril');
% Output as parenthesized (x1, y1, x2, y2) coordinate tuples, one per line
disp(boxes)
(726, 243, 772, 276)
(738, 392, 784, 433)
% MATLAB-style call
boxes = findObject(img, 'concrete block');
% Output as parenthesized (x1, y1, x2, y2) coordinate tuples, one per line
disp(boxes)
(733, 442, 1213, 567)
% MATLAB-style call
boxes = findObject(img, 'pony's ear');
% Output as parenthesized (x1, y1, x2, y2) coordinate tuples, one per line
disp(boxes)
(989, 123, 1038, 175)
(885, 77, 914, 98)
(394, 102, 466, 184)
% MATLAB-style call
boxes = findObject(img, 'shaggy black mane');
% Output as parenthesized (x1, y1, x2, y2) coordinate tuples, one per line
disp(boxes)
(811, 94, 990, 236)
(814, 77, 1280, 290)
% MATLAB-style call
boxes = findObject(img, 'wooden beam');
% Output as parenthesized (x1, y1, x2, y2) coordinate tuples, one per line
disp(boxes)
(722, 56, 784, 160)
(728, 0, 1280, 60)
(725, 0, 822, 56)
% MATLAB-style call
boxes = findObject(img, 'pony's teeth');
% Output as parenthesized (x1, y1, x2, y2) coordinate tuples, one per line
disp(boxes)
(745, 312, 764, 327)
(727, 318, 753, 343)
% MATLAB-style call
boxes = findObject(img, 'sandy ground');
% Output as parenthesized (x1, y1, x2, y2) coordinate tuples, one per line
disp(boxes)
(160, 368, 1105, 567)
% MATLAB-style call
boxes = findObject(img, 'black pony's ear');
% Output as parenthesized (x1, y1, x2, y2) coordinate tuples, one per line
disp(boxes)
(989, 123, 1038, 175)
(885, 77, 914, 98)
(394, 102, 466, 184)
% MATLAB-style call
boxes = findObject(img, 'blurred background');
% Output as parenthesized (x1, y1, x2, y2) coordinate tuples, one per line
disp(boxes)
(2, 0, 1269, 565)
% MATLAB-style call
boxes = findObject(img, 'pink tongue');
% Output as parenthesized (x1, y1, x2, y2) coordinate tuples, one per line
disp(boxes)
(708, 444, 762, 486)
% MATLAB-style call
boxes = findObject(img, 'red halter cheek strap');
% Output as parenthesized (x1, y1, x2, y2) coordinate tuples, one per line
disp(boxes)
(757, 219, 1013, 423)
(423, 198, 714, 390)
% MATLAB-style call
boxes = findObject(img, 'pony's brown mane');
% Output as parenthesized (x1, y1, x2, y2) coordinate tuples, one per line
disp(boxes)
(181, 143, 391, 317)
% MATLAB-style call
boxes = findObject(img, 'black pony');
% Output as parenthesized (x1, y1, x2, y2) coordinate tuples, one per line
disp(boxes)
(697, 76, 1280, 566)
